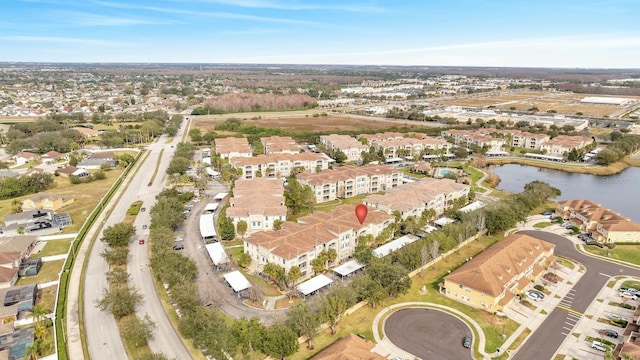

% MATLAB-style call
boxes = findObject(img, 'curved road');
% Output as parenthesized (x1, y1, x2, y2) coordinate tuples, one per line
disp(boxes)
(384, 308, 473, 360)
(513, 230, 640, 360)
(83, 121, 190, 360)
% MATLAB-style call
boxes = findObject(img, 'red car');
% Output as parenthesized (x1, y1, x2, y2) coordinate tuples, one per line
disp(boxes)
(139, 239, 145, 245)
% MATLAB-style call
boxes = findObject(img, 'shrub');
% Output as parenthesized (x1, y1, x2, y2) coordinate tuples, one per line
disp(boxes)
(606, 243, 616, 249)
(534, 284, 545, 292)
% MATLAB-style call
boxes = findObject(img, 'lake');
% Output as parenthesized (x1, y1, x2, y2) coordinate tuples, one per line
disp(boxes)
(492, 164, 640, 222)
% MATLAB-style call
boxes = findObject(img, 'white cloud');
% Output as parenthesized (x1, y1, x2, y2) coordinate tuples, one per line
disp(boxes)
(0, 35, 136, 47)
(93, 1, 323, 25)
(188, 0, 386, 12)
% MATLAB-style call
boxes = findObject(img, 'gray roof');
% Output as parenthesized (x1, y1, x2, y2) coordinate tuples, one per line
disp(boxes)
(3, 210, 53, 226)
(0, 236, 37, 255)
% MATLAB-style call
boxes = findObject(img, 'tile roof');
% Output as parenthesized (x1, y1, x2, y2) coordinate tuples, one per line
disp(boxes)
(226, 178, 287, 218)
(365, 177, 469, 213)
(214, 137, 252, 155)
(445, 233, 555, 297)
(245, 204, 393, 260)
(297, 164, 399, 186)
(313, 333, 384, 360)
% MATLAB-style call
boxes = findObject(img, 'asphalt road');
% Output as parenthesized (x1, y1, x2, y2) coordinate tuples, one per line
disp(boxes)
(84, 121, 190, 360)
(513, 230, 640, 360)
(384, 308, 473, 360)
(179, 173, 284, 324)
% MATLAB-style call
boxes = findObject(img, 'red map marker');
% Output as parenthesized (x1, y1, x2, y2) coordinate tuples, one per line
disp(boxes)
(355, 204, 368, 225)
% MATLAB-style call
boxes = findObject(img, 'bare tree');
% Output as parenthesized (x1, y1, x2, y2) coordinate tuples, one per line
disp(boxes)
(428, 240, 441, 268)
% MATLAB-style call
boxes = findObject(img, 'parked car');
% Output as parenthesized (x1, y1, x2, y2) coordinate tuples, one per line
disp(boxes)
(603, 329, 619, 338)
(543, 273, 559, 284)
(607, 314, 626, 321)
(138, 239, 145, 245)
(142, 224, 147, 230)
(592, 341, 606, 352)
(462, 337, 472, 348)
(526, 291, 542, 302)
(541, 211, 553, 216)
(621, 288, 639, 295)
(173, 244, 184, 251)
(620, 291, 638, 300)
(529, 289, 545, 299)
(141, 207, 146, 212)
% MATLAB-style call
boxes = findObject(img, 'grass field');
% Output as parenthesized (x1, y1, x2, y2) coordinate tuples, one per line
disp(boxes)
(485, 157, 630, 175)
(31, 239, 72, 258)
(584, 244, 640, 265)
(17, 259, 65, 285)
(0, 168, 121, 234)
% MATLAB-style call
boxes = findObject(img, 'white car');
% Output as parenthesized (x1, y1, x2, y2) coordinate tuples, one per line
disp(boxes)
(620, 291, 638, 300)
(526, 291, 541, 302)
(592, 341, 606, 352)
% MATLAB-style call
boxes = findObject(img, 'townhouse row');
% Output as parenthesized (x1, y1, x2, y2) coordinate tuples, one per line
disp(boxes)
(556, 199, 640, 243)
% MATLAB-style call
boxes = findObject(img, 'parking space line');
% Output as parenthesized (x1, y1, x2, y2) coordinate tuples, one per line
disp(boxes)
(599, 272, 612, 277)
(557, 304, 583, 316)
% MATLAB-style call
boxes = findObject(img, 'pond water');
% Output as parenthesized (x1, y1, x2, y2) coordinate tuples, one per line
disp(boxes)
(492, 164, 640, 222)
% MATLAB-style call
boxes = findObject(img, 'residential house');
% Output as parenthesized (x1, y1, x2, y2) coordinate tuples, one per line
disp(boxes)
(0, 285, 38, 324)
(297, 164, 402, 203)
(214, 137, 252, 160)
(40, 150, 66, 164)
(0, 236, 37, 267)
(77, 157, 118, 170)
(261, 136, 301, 154)
(364, 177, 470, 219)
(56, 166, 79, 177)
(231, 152, 332, 179)
(442, 233, 555, 312)
(0, 252, 21, 289)
(319, 134, 368, 162)
(22, 193, 75, 211)
(244, 204, 394, 280)
(539, 135, 594, 156)
(12, 152, 38, 166)
(2, 210, 61, 236)
(226, 178, 287, 235)
(556, 199, 640, 243)
(72, 127, 100, 138)
(313, 334, 384, 360)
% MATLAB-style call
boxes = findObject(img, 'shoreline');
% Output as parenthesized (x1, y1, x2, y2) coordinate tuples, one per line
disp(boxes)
(484, 157, 637, 176)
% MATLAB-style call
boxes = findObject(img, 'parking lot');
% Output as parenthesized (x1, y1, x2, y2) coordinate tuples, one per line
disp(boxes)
(553, 277, 640, 359)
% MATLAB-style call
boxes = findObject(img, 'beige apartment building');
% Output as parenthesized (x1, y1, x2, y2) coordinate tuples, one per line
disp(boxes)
(364, 177, 470, 219)
(441, 129, 506, 151)
(539, 135, 594, 156)
(319, 134, 368, 162)
(261, 136, 301, 154)
(556, 199, 640, 243)
(231, 152, 333, 179)
(214, 137, 252, 159)
(481, 129, 551, 150)
(243, 204, 394, 280)
(442, 233, 555, 312)
(359, 132, 451, 158)
(226, 178, 287, 234)
(297, 164, 402, 203)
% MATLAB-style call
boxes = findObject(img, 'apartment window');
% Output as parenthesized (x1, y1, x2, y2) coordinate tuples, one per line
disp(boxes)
(252, 221, 262, 228)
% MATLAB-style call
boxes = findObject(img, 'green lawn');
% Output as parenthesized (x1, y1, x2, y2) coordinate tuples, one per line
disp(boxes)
(533, 222, 553, 229)
(315, 194, 369, 213)
(17, 259, 65, 285)
(31, 239, 72, 258)
(583, 244, 640, 265)
(621, 280, 640, 290)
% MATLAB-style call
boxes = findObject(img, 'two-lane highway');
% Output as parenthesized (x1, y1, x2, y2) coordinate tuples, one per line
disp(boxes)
(513, 230, 640, 360)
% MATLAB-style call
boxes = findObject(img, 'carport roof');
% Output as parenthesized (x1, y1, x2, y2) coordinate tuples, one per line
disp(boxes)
(333, 260, 365, 277)
(297, 274, 333, 296)
(223, 271, 251, 292)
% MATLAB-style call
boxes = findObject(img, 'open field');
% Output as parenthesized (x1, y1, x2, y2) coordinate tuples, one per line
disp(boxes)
(192, 113, 413, 132)
(0, 168, 122, 233)
(438, 91, 640, 118)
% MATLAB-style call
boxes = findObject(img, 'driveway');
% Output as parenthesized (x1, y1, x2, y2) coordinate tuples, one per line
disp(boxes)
(384, 308, 473, 360)
(512, 230, 640, 360)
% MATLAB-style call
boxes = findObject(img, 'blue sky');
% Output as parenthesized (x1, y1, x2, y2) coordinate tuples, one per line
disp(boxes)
(1, 0, 640, 67)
